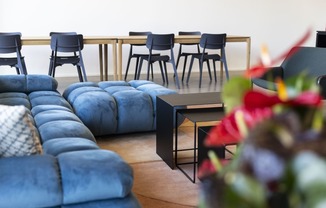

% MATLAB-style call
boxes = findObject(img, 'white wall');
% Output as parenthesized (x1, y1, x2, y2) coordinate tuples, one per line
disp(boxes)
(0, 0, 325, 77)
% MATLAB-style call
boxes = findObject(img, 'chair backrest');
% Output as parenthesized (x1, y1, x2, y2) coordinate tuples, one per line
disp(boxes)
(129, 31, 152, 36)
(129, 31, 152, 46)
(50, 32, 77, 36)
(50, 34, 84, 52)
(178, 31, 201, 46)
(281, 46, 326, 78)
(199, 33, 226, 50)
(0, 32, 22, 53)
(146, 34, 175, 51)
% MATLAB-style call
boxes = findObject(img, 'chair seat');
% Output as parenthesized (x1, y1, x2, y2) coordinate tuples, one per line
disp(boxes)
(132, 53, 160, 57)
(146, 55, 170, 62)
(51, 56, 80, 65)
(192, 53, 221, 61)
(0, 57, 21, 66)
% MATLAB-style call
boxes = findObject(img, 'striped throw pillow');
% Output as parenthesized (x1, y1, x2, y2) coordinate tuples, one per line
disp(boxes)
(0, 105, 42, 157)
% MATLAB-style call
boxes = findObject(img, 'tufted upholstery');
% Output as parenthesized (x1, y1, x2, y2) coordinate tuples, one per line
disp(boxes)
(0, 75, 140, 208)
(64, 80, 177, 136)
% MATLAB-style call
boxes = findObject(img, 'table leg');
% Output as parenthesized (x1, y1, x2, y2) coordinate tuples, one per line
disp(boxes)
(117, 40, 123, 81)
(98, 44, 103, 81)
(246, 37, 251, 70)
(104, 44, 108, 81)
(156, 97, 174, 169)
(112, 40, 117, 81)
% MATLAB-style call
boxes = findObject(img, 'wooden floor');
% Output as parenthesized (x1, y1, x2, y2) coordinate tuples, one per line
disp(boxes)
(56, 70, 244, 94)
(55, 70, 244, 208)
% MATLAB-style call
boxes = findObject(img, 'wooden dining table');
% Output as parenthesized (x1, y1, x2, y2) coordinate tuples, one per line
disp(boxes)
(21, 35, 251, 81)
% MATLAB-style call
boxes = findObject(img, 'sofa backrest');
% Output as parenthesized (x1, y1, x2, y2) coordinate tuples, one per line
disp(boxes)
(0, 75, 58, 93)
(282, 46, 326, 78)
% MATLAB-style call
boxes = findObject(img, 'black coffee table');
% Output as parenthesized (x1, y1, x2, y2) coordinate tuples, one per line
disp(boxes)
(156, 92, 223, 169)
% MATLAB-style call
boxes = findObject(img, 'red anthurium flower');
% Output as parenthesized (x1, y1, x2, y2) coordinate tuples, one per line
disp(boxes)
(243, 91, 282, 110)
(205, 106, 274, 147)
(198, 159, 230, 179)
(244, 29, 311, 79)
(198, 159, 217, 178)
(205, 109, 241, 147)
(287, 91, 322, 107)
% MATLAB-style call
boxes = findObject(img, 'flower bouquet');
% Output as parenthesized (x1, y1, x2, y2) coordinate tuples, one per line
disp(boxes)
(198, 30, 326, 208)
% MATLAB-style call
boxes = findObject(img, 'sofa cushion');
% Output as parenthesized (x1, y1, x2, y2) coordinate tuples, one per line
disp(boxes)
(0, 92, 31, 109)
(0, 155, 63, 208)
(38, 120, 95, 143)
(42, 137, 99, 156)
(29, 91, 72, 110)
(112, 90, 154, 133)
(58, 150, 134, 204)
(0, 74, 58, 93)
(0, 105, 42, 157)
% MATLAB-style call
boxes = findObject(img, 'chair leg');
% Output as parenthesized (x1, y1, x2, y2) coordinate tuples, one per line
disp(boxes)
(158, 61, 166, 83)
(176, 47, 182, 69)
(199, 60, 204, 88)
(151, 63, 154, 80)
(137, 58, 144, 80)
(125, 56, 133, 80)
(133, 57, 140, 80)
(206, 60, 212, 81)
(181, 55, 188, 82)
(164, 61, 169, 84)
(48, 59, 53, 76)
(76, 66, 84, 82)
(222, 48, 230, 80)
(52, 66, 56, 78)
(171, 58, 180, 89)
(212, 61, 217, 82)
(79, 62, 88, 82)
(15, 67, 20, 74)
(146, 61, 151, 81)
(21, 59, 28, 75)
(186, 57, 195, 84)
(223, 60, 230, 80)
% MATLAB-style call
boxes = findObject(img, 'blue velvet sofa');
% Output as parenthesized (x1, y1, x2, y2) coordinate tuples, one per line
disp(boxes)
(63, 80, 177, 136)
(0, 75, 141, 208)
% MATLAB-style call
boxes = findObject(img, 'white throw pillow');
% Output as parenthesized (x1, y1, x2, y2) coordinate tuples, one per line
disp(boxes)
(0, 105, 42, 157)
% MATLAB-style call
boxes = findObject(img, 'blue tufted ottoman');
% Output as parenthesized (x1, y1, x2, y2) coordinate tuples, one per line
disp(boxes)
(63, 80, 177, 136)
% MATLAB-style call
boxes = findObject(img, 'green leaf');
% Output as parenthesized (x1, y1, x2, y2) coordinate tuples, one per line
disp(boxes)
(222, 76, 252, 114)
(224, 172, 267, 208)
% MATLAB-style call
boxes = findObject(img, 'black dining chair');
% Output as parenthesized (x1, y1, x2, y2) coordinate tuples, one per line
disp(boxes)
(48, 32, 87, 82)
(186, 33, 229, 88)
(0, 32, 27, 74)
(176, 31, 201, 81)
(137, 33, 180, 89)
(124, 31, 160, 81)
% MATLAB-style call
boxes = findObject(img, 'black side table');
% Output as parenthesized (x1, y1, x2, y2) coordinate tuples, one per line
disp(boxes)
(156, 92, 223, 169)
(175, 108, 225, 183)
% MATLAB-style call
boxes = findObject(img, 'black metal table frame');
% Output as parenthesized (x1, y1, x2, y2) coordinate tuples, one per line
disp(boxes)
(175, 108, 225, 183)
(156, 92, 223, 170)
